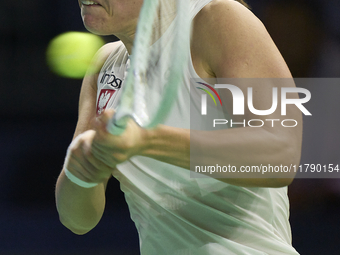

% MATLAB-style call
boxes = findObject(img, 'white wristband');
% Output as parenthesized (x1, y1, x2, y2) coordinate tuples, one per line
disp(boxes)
(64, 168, 98, 188)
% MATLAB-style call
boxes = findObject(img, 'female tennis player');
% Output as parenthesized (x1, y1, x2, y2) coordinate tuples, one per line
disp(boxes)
(56, 0, 301, 254)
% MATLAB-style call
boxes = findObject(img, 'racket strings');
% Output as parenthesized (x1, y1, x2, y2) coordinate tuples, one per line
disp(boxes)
(133, 0, 180, 126)
(110, 0, 190, 133)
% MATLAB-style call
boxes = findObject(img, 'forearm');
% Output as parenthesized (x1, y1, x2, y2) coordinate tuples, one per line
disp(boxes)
(141, 125, 301, 187)
(55, 170, 107, 235)
(141, 125, 191, 169)
(191, 127, 300, 187)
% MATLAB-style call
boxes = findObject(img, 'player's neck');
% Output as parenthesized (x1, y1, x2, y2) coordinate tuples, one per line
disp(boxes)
(114, 31, 135, 55)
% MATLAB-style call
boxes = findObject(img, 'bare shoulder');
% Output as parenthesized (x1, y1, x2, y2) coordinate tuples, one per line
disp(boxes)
(193, 0, 267, 50)
(195, 0, 257, 27)
(192, 0, 291, 78)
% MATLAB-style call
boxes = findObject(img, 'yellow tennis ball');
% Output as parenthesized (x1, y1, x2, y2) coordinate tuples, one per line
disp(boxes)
(46, 31, 105, 79)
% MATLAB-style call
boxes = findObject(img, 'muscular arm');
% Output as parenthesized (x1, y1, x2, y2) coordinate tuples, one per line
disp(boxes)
(138, 1, 302, 187)
(55, 42, 119, 235)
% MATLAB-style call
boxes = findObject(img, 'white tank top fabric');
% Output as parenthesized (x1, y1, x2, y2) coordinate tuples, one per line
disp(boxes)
(96, 1, 299, 254)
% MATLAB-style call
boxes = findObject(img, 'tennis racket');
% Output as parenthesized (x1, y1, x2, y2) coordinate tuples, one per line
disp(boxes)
(106, 0, 191, 135)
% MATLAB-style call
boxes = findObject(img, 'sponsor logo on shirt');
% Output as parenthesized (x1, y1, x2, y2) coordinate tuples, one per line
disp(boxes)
(99, 70, 123, 89)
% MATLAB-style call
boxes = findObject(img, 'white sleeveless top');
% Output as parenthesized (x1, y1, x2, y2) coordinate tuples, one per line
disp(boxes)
(96, 1, 299, 254)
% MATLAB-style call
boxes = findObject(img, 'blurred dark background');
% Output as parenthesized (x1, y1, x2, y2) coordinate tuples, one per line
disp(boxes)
(1, 0, 340, 254)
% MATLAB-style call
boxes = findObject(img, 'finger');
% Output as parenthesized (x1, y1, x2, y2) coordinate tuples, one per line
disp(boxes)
(80, 140, 116, 179)
(103, 109, 115, 118)
(66, 153, 96, 183)
(85, 147, 116, 175)
(69, 151, 112, 183)
(67, 131, 113, 183)
(91, 141, 119, 167)
(94, 109, 115, 129)
(92, 114, 116, 142)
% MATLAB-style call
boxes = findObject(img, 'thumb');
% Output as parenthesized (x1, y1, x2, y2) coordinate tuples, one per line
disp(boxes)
(93, 109, 115, 135)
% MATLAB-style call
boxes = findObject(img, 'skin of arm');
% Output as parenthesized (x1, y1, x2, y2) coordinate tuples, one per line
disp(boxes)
(55, 42, 121, 235)
(89, 1, 302, 187)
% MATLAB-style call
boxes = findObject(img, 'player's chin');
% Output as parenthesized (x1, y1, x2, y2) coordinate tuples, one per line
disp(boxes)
(83, 20, 110, 36)
(84, 27, 106, 36)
